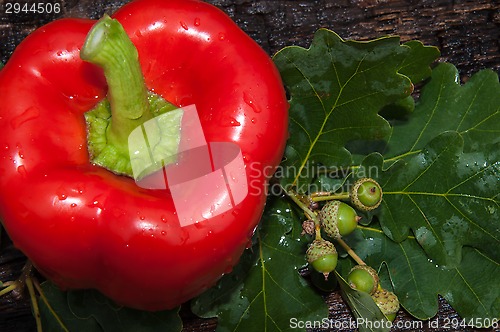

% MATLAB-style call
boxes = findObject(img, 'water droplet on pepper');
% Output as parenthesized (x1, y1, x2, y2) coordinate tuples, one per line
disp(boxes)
(17, 165, 27, 177)
(243, 92, 261, 113)
(229, 117, 241, 126)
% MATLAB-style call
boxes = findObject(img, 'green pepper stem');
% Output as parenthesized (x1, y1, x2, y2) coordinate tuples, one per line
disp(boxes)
(81, 15, 151, 153)
(81, 16, 181, 177)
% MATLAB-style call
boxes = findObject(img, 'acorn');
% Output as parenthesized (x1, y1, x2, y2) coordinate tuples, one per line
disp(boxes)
(318, 200, 360, 239)
(306, 239, 338, 280)
(347, 265, 379, 295)
(350, 178, 383, 211)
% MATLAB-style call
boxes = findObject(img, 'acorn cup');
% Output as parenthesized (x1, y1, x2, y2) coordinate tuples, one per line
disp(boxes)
(350, 178, 383, 211)
(371, 288, 400, 322)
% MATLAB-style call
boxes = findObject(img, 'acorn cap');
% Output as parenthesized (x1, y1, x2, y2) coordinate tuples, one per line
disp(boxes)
(371, 288, 400, 317)
(301, 220, 315, 236)
(306, 239, 337, 263)
(318, 201, 340, 239)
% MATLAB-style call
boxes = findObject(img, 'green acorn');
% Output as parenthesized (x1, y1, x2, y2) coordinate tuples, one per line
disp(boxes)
(371, 288, 400, 322)
(347, 265, 380, 295)
(306, 239, 338, 280)
(350, 178, 383, 211)
(318, 200, 360, 239)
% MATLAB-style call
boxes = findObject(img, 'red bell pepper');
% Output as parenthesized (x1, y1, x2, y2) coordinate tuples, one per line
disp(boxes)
(0, 0, 288, 310)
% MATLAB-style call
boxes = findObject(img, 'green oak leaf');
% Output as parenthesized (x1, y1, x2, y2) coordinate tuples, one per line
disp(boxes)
(272, 28, 438, 190)
(321, 67, 499, 325)
(38, 282, 103, 332)
(384, 63, 500, 160)
(192, 196, 328, 332)
(37, 282, 182, 332)
(367, 40, 440, 121)
(342, 226, 500, 324)
(357, 133, 499, 268)
(375, 40, 440, 131)
(397, 40, 440, 84)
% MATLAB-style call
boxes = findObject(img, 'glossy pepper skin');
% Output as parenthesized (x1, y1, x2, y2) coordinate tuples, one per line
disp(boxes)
(0, 0, 288, 310)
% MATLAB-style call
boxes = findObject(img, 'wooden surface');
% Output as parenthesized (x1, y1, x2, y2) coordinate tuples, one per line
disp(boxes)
(1, 0, 499, 331)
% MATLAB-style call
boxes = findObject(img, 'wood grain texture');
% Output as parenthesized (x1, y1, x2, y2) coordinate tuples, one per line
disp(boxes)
(0, 0, 498, 331)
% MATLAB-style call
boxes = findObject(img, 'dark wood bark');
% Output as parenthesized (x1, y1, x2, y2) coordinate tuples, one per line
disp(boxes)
(0, 1, 498, 331)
